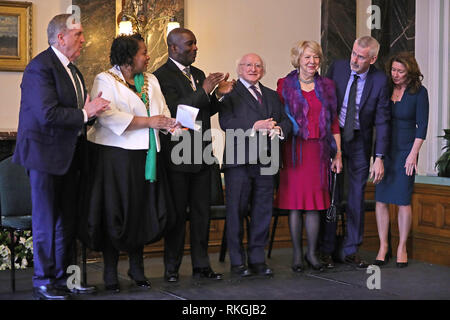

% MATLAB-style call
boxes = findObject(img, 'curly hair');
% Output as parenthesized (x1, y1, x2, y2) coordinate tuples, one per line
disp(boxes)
(110, 33, 145, 67)
(385, 51, 423, 94)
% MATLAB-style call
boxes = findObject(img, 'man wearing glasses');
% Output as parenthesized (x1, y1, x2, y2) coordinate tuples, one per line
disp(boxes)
(219, 53, 291, 277)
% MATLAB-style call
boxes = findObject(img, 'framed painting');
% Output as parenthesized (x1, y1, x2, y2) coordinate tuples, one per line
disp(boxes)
(0, 1, 32, 72)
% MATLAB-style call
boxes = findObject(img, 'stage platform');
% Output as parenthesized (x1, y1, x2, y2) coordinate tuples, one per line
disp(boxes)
(1, 248, 449, 301)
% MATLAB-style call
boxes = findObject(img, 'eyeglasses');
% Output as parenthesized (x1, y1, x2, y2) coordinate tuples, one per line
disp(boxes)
(239, 63, 263, 69)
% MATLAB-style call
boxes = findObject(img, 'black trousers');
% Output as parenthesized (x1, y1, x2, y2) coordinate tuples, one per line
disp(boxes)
(163, 165, 211, 272)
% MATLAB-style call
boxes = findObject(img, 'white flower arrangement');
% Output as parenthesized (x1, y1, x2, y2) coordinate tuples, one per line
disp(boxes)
(0, 230, 33, 270)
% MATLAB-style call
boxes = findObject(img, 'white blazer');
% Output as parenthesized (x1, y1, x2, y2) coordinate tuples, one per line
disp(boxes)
(88, 66, 170, 151)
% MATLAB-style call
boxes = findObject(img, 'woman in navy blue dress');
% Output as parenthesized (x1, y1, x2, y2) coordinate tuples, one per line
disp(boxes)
(374, 52, 429, 268)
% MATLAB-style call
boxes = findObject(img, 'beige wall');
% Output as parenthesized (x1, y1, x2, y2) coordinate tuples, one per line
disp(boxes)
(0, 0, 72, 129)
(185, 0, 321, 90)
(184, 0, 321, 159)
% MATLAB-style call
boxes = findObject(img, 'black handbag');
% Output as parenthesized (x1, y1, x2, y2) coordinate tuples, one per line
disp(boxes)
(326, 171, 338, 223)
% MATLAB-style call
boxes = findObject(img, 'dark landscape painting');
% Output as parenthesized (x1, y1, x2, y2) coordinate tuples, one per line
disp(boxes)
(0, 15, 19, 57)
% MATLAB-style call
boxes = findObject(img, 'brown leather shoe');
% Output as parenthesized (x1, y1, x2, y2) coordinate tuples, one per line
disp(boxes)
(319, 253, 335, 269)
(344, 253, 369, 269)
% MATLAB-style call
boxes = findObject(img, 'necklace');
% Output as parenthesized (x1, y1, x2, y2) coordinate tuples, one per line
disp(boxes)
(298, 75, 314, 84)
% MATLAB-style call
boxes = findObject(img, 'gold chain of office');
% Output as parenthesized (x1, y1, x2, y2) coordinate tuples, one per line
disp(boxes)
(105, 71, 150, 110)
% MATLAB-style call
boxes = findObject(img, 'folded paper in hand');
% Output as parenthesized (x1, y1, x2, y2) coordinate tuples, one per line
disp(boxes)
(176, 104, 201, 131)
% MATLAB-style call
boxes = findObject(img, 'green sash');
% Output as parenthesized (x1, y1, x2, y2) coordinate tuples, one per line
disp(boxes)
(134, 73, 156, 182)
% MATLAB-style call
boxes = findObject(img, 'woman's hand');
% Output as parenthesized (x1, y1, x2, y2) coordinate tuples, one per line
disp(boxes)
(331, 152, 343, 173)
(148, 115, 176, 130)
(405, 151, 418, 176)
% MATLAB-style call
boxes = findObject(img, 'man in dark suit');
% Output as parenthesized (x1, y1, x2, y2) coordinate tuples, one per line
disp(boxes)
(13, 14, 110, 299)
(219, 53, 291, 277)
(153, 28, 234, 282)
(320, 36, 390, 269)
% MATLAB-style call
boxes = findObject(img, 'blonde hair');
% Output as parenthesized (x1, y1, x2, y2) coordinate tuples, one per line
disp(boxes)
(290, 40, 323, 69)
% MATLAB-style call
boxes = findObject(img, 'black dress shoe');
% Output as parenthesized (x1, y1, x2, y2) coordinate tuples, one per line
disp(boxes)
(128, 270, 151, 288)
(33, 285, 69, 300)
(231, 264, 252, 277)
(304, 254, 324, 272)
(249, 263, 273, 276)
(193, 267, 223, 280)
(164, 270, 179, 283)
(291, 264, 304, 273)
(319, 253, 335, 269)
(55, 284, 97, 294)
(396, 261, 408, 268)
(373, 252, 391, 266)
(344, 253, 369, 269)
(105, 283, 120, 293)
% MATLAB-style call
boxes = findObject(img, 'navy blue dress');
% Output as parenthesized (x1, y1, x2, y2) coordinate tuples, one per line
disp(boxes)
(375, 85, 429, 205)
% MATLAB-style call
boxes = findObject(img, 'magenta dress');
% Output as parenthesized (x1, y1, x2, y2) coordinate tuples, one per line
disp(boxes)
(275, 89, 339, 211)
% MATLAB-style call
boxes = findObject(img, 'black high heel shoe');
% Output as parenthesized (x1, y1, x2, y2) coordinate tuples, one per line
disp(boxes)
(128, 270, 151, 288)
(373, 252, 391, 266)
(396, 261, 408, 268)
(304, 254, 324, 272)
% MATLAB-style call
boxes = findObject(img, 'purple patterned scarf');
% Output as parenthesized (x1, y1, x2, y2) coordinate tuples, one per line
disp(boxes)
(281, 70, 338, 169)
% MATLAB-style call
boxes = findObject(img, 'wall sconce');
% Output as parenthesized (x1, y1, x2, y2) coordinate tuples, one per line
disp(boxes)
(167, 17, 180, 34)
(118, 16, 133, 35)
(118, 0, 180, 36)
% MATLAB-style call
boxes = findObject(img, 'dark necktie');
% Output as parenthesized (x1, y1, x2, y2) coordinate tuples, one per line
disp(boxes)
(67, 62, 84, 110)
(250, 85, 263, 105)
(343, 74, 359, 142)
(183, 66, 195, 91)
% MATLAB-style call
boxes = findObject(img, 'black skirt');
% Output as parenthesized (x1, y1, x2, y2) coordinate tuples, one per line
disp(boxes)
(78, 142, 175, 252)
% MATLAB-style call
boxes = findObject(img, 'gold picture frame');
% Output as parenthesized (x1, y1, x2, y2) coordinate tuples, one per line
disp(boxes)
(0, 1, 32, 72)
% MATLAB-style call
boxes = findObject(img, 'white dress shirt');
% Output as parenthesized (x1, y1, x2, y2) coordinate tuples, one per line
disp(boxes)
(51, 46, 88, 122)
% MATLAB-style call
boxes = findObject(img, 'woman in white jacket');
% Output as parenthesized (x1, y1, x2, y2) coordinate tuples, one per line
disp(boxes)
(82, 34, 177, 292)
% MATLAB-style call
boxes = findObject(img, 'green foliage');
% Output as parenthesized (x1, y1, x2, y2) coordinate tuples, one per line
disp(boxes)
(435, 129, 450, 177)
(0, 230, 33, 270)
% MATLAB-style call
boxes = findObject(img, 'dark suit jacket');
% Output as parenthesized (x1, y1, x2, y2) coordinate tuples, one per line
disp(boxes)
(219, 80, 292, 169)
(13, 47, 86, 175)
(327, 60, 390, 158)
(153, 59, 220, 173)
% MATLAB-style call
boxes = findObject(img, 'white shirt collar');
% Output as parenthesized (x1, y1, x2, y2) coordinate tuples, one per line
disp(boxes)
(239, 78, 261, 91)
(51, 46, 71, 68)
(170, 57, 189, 72)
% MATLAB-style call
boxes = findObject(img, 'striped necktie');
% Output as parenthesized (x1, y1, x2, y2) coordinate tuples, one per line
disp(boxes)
(250, 85, 263, 105)
(183, 67, 195, 91)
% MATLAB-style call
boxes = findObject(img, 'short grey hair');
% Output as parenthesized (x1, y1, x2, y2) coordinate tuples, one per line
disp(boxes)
(47, 14, 72, 46)
(355, 36, 380, 58)
(235, 53, 266, 76)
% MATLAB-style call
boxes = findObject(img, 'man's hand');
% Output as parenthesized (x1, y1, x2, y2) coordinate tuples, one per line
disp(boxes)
(148, 115, 176, 130)
(370, 157, 385, 184)
(216, 73, 236, 98)
(83, 92, 110, 118)
(254, 118, 276, 131)
(202, 72, 224, 95)
(268, 126, 281, 140)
